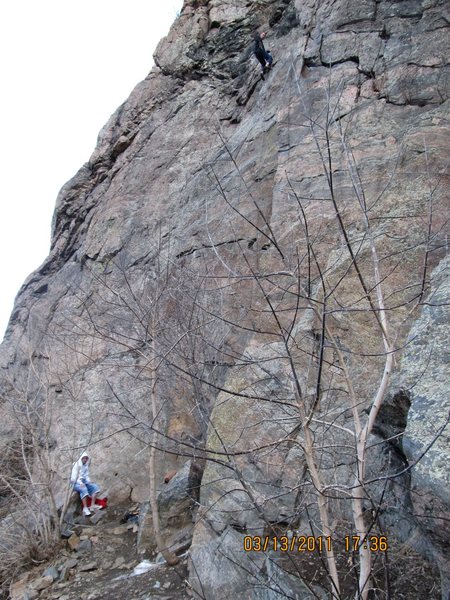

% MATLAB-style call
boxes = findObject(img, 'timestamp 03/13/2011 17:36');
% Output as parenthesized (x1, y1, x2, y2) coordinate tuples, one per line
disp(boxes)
(243, 535, 389, 553)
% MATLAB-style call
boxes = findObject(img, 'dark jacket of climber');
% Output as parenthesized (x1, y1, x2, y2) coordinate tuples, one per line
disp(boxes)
(253, 31, 273, 74)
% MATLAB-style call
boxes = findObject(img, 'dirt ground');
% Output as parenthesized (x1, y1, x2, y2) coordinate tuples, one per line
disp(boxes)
(10, 505, 190, 600)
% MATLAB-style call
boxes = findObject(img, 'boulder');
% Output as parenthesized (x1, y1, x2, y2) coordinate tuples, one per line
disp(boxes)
(30, 575, 53, 591)
(67, 533, 80, 552)
(42, 566, 59, 582)
(189, 522, 325, 599)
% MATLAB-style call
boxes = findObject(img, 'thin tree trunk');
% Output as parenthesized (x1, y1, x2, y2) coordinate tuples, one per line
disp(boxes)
(148, 336, 179, 566)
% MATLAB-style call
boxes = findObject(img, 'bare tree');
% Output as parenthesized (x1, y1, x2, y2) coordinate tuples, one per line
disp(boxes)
(0, 348, 85, 595)
(179, 66, 449, 599)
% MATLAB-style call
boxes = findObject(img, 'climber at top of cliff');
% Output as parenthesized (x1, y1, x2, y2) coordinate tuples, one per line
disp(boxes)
(253, 31, 273, 79)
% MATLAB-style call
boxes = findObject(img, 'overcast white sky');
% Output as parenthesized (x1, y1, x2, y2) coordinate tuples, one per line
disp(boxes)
(0, 0, 183, 339)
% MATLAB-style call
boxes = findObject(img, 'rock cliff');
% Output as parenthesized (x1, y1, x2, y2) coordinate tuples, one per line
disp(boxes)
(1, 0, 449, 598)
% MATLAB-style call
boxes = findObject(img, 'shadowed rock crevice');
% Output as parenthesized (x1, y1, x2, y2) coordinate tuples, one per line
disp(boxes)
(373, 388, 411, 453)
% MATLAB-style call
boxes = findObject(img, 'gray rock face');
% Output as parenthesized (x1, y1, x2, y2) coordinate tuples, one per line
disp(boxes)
(402, 258, 450, 501)
(401, 258, 450, 589)
(0, 0, 449, 598)
(189, 523, 325, 600)
(158, 461, 202, 531)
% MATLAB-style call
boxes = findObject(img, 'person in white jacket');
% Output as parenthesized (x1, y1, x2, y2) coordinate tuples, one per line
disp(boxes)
(70, 451, 101, 516)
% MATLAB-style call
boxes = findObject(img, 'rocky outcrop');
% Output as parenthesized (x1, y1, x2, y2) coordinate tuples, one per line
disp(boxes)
(1, 0, 449, 598)
(399, 257, 450, 592)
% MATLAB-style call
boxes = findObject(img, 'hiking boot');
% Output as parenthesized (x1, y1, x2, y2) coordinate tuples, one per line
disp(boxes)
(82, 507, 91, 517)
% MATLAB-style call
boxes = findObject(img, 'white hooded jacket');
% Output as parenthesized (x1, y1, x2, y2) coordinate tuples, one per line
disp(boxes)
(71, 452, 91, 485)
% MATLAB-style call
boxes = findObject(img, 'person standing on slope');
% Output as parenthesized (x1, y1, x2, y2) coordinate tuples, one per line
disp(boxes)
(253, 31, 273, 78)
(71, 452, 101, 516)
